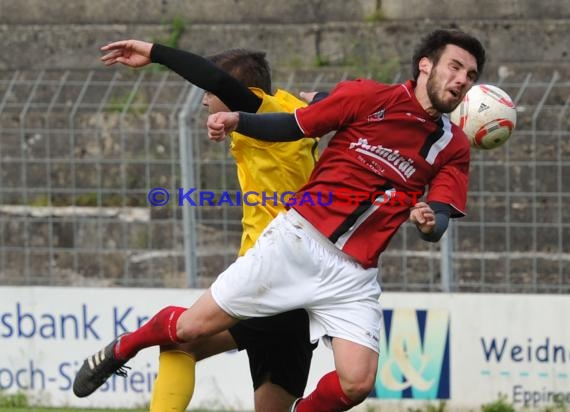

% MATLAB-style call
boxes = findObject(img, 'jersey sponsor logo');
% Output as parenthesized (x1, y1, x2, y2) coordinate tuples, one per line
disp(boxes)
(367, 108, 386, 122)
(371, 308, 450, 400)
(349, 138, 417, 181)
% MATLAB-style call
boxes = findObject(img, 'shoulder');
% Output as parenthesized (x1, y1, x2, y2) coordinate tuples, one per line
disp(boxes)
(251, 87, 307, 114)
(322, 79, 398, 113)
(332, 78, 392, 95)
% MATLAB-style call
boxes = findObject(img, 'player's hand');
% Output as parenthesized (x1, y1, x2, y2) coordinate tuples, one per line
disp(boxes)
(300, 91, 319, 104)
(207, 112, 240, 142)
(409, 202, 436, 234)
(100, 39, 153, 68)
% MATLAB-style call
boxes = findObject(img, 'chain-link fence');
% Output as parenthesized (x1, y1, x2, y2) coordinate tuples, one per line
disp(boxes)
(1, 68, 568, 292)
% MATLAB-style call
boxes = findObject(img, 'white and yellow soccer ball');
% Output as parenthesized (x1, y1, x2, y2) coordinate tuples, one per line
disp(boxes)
(449, 84, 517, 150)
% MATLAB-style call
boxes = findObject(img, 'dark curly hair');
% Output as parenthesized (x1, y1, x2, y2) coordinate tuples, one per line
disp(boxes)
(412, 29, 486, 81)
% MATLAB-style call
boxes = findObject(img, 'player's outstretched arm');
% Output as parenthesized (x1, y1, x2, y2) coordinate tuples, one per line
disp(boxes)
(100, 40, 260, 112)
(149, 44, 260, 112)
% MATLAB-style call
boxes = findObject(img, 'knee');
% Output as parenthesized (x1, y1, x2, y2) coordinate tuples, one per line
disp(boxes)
(176, 319, 208, 342)
(339, 373, 376, 403)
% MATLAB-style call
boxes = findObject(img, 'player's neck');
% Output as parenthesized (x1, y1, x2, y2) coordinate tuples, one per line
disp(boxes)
(414, 82, 441, 119)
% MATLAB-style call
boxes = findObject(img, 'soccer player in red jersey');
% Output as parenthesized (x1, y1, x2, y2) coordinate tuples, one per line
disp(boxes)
(73, 29, 485, 412)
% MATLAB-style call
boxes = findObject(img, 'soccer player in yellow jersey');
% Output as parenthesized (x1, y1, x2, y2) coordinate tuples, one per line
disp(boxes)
(92, 39, 322, 412)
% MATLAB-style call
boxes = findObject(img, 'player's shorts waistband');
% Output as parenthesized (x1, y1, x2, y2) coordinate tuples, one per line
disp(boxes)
(286, 209, 357, 263)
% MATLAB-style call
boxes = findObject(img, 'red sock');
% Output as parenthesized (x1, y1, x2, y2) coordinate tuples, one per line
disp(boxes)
(296, 371, 357, 412)
(114, 306, 186, 360)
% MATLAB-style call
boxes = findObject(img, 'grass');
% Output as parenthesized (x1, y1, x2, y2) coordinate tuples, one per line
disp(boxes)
(0, 393, 238, 412)
(0, 393, 566, 412)
(0, 406, 142, 412)
(0, 406, 224, 412)
(0, 409, 225, 412)
(0, 410, 146, 412)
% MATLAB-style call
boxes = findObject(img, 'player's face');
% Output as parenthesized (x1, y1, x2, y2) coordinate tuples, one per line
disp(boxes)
(426, 44, 479, 113)
(202, 92, 230, 114)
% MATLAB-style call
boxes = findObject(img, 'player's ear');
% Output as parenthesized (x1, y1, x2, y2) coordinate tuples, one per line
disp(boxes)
(418, 57, 432, 76)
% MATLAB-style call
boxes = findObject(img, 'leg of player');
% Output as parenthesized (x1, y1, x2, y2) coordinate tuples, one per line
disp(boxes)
(227, 310, 315, 412)
(149, 332, 237, 412)
(73, 292, 238, 398)
(149, 350, 195, 412)
(255, 382, 297, 412)
(294, 338, 377, 412)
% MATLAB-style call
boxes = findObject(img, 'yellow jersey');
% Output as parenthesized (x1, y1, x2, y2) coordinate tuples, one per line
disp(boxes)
(229, 88, 318, 256)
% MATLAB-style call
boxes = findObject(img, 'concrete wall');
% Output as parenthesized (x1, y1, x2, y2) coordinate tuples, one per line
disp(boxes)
(0, 0, 377, 24)
(1, 19, 569, 75)
(1, 0, 569, 71)
(381, 0, 570, 20)
(2, 0, 570, 24)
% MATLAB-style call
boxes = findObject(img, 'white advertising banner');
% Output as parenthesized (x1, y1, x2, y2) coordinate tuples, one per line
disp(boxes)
(370, 293, 570, 411)
(1, 287, 569, 410)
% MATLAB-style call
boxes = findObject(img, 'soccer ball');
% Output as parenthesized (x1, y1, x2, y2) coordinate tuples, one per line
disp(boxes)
(449, 84, 517, 150)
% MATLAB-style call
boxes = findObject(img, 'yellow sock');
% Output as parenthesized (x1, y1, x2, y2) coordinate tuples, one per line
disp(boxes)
(149, 350, 196, 412)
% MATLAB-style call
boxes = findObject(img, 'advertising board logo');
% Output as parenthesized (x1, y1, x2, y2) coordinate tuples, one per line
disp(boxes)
(371, 308, 450, 399)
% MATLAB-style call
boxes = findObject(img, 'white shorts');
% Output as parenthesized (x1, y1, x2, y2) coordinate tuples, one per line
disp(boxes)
(211, 210, 382, 352)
